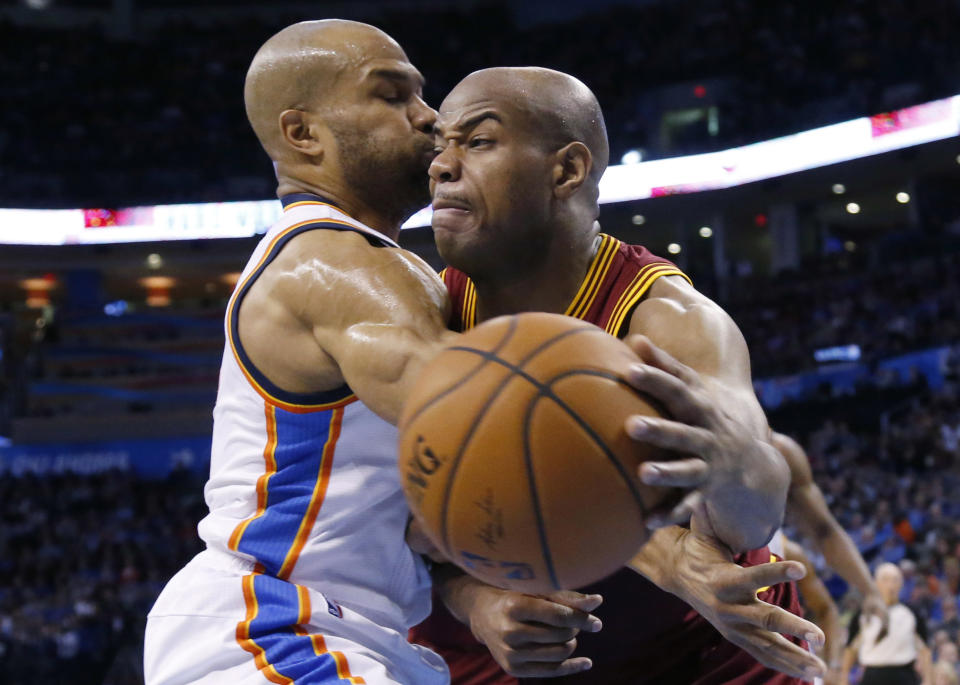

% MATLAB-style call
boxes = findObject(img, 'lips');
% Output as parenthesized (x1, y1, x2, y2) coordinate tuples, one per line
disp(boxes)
(432, 196, 471, 212)
(432, 195, 474, 232)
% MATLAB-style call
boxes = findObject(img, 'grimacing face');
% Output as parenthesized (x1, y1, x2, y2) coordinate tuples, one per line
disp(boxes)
(428, 91, 557, 277)
(326, 55, 437, 217)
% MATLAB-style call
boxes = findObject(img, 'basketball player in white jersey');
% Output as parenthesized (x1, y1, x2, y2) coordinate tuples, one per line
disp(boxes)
(144, 20, 456, 684)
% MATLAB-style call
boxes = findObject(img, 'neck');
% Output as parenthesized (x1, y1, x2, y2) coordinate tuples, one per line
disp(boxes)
(473, 231, 601, 324)
(277, 175, 404, 241)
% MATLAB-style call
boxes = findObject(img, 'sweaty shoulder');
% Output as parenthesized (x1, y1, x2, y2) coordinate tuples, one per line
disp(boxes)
(629, 274, 752, 388)
(239, 228, 451, 404)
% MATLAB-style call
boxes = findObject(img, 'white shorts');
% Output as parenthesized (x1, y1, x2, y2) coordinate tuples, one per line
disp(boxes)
(145, 551, 449, 685)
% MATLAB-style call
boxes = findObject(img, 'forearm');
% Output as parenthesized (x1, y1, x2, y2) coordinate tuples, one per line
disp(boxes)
(431, 562, 493, 635)
(626, 526, 686, 590)
(817, 526, 875, 599)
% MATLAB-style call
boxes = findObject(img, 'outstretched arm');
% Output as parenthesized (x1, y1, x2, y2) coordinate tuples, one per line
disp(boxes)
(623, 275, 789, 552)
(774, 432, 881, 612)
(784, 538, 843, 684)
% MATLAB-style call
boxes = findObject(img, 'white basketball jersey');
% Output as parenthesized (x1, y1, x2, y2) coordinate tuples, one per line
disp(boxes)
(198, 193, 431, 633)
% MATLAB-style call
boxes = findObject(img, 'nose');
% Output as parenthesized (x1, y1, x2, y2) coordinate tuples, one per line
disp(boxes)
(410, 96, 436, 135)
(428, 145, 460, 184)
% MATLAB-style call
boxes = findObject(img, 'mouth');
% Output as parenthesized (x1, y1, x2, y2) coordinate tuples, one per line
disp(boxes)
(432, 194, 474, 232)
(432, 196, 471, 212)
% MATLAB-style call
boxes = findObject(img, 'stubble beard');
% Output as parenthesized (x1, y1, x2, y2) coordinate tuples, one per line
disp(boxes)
(331, 124, 431, 225)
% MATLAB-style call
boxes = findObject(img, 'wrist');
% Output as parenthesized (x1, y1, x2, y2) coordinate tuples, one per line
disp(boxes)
(630, 527, 685, 592)
(448, 577, 501, 643)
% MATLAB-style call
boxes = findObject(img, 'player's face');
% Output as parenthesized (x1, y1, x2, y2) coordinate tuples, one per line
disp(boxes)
(326, 54, 437, 218)
(429, 92, 556, 276)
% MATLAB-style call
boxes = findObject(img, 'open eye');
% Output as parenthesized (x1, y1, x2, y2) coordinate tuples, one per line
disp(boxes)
(468, 137, 493, 148)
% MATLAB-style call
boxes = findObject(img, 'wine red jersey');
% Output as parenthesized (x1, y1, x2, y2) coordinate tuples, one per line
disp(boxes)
(410, 234, 806, 685)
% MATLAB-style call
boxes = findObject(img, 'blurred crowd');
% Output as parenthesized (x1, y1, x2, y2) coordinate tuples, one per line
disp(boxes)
(728, 248, 960, 377)
(782, 371, 960, 681)
(3, 0, 959, 207)
(0, 468, 205, 685)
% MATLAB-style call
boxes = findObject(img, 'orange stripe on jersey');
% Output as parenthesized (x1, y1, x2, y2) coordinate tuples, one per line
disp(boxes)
(605, 264, 689, 336)
(296, 584, 312, 625)
(277, 406, 345, 579)
(228, 403, 279, 552)
(236, 573, 293, 685)
(308, 634, 367, 684)
(283, 200, 344, 215)
(566, 235, 619, 320)
(290, 628, 367, 684)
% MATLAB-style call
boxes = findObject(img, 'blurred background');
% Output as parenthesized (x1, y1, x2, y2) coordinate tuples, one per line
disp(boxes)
(1, 0, 959, 682)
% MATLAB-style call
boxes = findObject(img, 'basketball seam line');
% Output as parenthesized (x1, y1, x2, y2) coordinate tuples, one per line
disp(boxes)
(437, 322, 600, 563)
(468, 355, 652, 589)
(401, 317, 519, 429)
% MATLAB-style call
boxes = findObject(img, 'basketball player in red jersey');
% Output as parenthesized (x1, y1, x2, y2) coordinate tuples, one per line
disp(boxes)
(410, 67, 826, 684)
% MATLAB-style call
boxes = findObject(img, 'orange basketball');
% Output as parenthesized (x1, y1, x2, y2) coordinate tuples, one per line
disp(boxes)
(398, 312, 674, 593)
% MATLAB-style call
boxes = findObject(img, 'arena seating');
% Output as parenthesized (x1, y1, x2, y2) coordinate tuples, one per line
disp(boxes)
(2, 0, 959, 207)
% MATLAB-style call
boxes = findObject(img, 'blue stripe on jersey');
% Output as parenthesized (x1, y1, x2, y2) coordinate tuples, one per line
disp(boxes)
(236, 407, 335, 577)
(249, 574, 343, 683)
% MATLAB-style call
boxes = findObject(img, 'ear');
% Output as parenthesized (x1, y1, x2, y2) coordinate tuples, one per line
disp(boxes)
(279, 109, 325, 158)
(552, 142, 592, 199)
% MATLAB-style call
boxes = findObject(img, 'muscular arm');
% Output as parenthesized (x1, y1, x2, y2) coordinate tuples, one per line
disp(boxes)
(784, 538, 843, 678)
(248, 229, 457, 424)
(625, 275, 789, 552)
(774, 433, 877, 602)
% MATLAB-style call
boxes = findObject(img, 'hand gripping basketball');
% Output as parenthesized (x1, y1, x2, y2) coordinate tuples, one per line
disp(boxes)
(397, 312, 678, 593)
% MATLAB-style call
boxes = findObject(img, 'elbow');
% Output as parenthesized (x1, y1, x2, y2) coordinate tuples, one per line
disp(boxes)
(744, 442, 791, 549)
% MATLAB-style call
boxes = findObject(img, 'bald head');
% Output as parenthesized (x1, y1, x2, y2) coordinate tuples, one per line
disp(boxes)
(244, 20, 409, 158)
(441, 67, 609, 182)
(876, 562, 904, 605)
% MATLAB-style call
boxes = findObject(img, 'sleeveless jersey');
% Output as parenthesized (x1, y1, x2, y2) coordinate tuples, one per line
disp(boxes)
(411, 234, 805, 684)
(197, 193, 431, 634)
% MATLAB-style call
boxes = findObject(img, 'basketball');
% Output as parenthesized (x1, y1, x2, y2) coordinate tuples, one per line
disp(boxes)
(398, 311, 675, 593)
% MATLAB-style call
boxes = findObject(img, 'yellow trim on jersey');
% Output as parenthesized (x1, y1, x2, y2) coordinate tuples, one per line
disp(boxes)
(283, 200, 344, 215)
(605, 264, 692, 336)
(226, 218, 362, 411)
(456, 234, 621, 331)
(565, 234, 620, 319)
(756, 553, 779, 594)
(462, 279, 478, 331)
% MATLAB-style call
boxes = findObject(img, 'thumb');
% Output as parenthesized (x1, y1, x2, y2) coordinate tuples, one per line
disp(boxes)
(539, 591, 603, 613)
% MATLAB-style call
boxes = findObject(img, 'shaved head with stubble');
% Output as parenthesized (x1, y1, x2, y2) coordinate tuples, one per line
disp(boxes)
(244, 19, 436, 232)
(430, 66, 610, 279)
